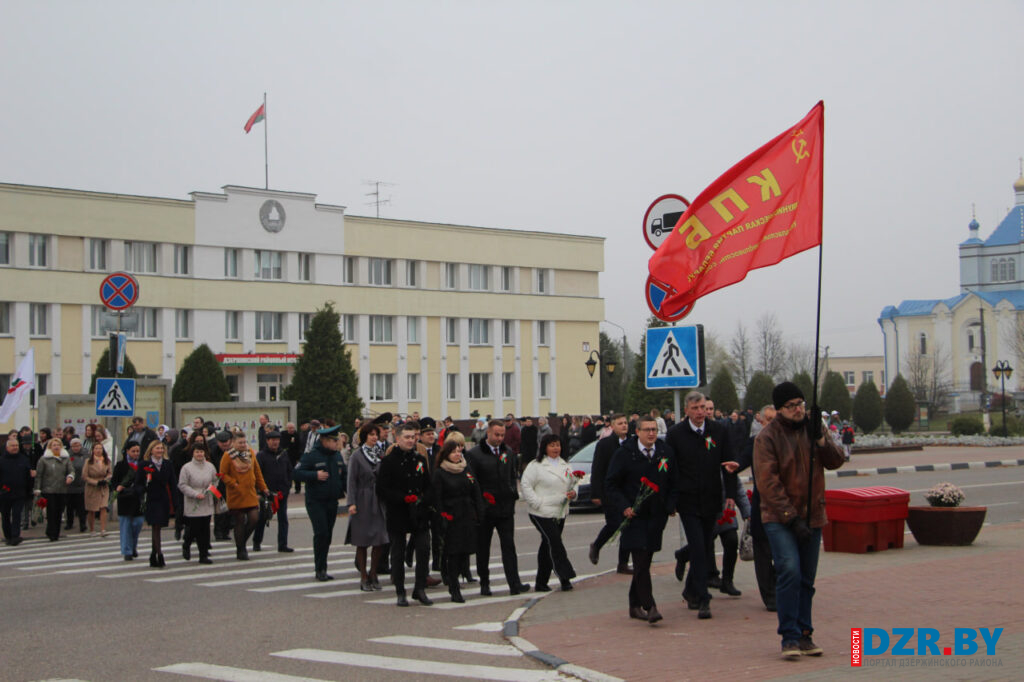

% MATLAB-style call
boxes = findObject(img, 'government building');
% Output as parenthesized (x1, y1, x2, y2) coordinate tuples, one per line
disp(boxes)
(878, 170, 1024, 412)
(0, 182, 605, 429)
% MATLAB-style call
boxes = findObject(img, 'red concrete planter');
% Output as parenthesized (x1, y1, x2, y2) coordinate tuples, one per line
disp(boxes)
(906, 506, 987, 546)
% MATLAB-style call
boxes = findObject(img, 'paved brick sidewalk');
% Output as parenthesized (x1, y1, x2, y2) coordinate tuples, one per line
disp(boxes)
(518, 522, 1024, 681)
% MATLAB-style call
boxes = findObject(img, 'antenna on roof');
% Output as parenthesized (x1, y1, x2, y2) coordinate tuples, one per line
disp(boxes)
(363, 180, 396, 218)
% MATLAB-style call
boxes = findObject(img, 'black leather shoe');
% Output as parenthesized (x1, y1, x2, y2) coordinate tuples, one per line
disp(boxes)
(449, 588, 465, 603)
(698, 599, 712, 619)
(174, 527, 182, 541)
(588, 542, 599, 565)
(616, 564, 634, 575)
(682, 589, 699, 610)
(315, 571, 329, 582)
(278, 546, 295, 553)
(534, 584, 552, 592)
(412, 589, 434, 605)
(199, 556, 213, 564)
(236, 548, 249, 561)
(720, 581, 742, 596)
(707, 576, 722, 589)
(252, 543, 261, 552)
(396, 593, 409, 607)
(480, 584, 492, 596)
(509, 583, 531, 595)
(560, 580, 574, 591)
(182, 544, 191, 561)
(647, 606, 663, 624)
(629, 606, 648, 620)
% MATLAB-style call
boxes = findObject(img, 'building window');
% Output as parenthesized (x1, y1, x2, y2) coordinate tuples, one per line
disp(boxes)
(469, 265, 489, 291)
(225, 311, 240, 341)
(126, 308, 158, 339)
(257, 373, 283, 402)
(224, 248, 240, 278)
(124, 241, 157, 274)
(502, 372, 514, 399)
(843, 371, 855, 386)
(90, 305, 106, 337)
(88, 239, 108, 270)
(343, 256, 356, 284)
(502, 320, 514, 346)
(408, 374, 420, 401)
(0, 232, 10, 265)
(173, 245, 191, 275)
(369, 315, 394, 344)
(370, 374, 394, 401)
(469, 373, 491, 399)
(469, 319, 490, 345)
(255, 312, 283, 341)
(29, 303, 48, 337)
(226, 374, 240, 401)
(918, 332, 927, 356)
(445, 263, 459, 289)
(175, 310, 191, 339)
(254, 250, 283, 280)
(407, 317, 420, 344)
(0, 302, 10, 334)
(967, 330, 975, 352)
(406, 260, 419, 288)
(298, 313, 312, 341)
(536, 269, 547, 294)
(28, 234, 48, 268)
(447, 373, 459, 400)
(446, 318, 458, 345)
(343, 315, 357, 342)
(368, 258, 393, 286)
(991, 257, 1017, 283)
(862, 371, 874, 385)
(30, 374, 48, 408)
(500, 266, 513, 292)
(298, 253, 313, 282)
(537, 320, 549, 346)
(538, 372, 549, 398)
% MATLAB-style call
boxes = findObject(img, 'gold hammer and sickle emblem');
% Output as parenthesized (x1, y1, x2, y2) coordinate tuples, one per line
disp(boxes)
(792, 139, 809, 163)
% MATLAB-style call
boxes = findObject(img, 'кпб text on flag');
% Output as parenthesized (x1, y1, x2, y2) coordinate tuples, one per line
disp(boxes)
(0, 348, 35, 423)
(244, 103, 265, 133)
(647, 101, 824, 319)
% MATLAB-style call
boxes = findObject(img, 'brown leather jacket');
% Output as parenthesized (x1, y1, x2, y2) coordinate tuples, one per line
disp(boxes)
(753, 415, 845, 527)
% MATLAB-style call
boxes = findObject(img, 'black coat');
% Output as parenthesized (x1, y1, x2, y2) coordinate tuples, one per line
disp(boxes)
(257, 447, 293, 493)
(605, 438, 678, 552)
(376, 446, 432, 533)
(112, 459, 142, 516)
(590, 434, 629, 502)
(520, 425, 539, 461)
(135, 458, 176, 526)
(665, 418, 735, 517)
(465, 442, 519, 519)
(431, 466, 484, 554)
(0, 451, 32, 502)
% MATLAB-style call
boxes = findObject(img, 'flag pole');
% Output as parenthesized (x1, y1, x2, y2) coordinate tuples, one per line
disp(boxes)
(807, 101, 825, 524)
(263, 92, 269, 190)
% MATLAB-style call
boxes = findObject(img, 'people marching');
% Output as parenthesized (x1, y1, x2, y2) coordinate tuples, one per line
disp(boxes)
(5, 396, 846, 661)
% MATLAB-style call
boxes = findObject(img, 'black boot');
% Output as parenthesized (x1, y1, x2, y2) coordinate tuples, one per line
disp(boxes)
(236, 546, 249, 561)
(396, 591, 409, 607)
(412, 588, 434, 606)
(449, 584, 465, 603)
(720, 580, 741, 596)
(149, 551, 159, 568)
(157, 553, 166, 568)
(698, 598, 712, 619)
(182, 542, 191, 561)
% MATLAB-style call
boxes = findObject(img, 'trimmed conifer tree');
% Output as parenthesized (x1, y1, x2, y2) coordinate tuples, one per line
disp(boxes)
(792, 370, 814, 405)
(283, 302, 363, 425)
(744, 372, 775, 411)
(884, 374, 916, 434)
(709, 367, 740, 413)
(88, 348, 138, 393)
(852, 380, 883, 434)
(819, 371, 852, 419)
(172, 343, 231, 403)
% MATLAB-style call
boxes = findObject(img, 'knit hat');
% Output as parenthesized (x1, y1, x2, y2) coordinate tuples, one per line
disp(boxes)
(772, 381, 805, 410)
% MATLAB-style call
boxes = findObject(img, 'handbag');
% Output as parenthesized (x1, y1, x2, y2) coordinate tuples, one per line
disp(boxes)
(739, 519, 754, 561)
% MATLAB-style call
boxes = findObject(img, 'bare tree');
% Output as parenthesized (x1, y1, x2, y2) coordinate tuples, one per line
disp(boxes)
(903, 339, 953, 415)
(755, 313, 786, 380)
(703, 329, 734, 380)
(784, 341, 818, 379)
(1003, 315, 1024, 363)
(729, 322, 752, 388)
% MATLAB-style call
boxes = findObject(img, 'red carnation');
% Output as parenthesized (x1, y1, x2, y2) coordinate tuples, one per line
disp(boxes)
(1, 485, 10, 493)
(441, 512, 453, 521)
(36, 497, 48, 508)
(215, 473, 224, 478)
(144, 466, 155, 473)
(572, 470, 586, 478)
(640, 477, 660, 493)
(483, 492, 496, 505)
(404, 494, 419, 504)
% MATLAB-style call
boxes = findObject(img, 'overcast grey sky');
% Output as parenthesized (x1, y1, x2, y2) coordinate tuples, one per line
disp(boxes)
(4, 1, 1022, 359)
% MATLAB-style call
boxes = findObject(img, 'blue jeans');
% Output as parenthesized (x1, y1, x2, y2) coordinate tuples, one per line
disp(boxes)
(763, 522, 822, 643)
(119, 514, 144, 557)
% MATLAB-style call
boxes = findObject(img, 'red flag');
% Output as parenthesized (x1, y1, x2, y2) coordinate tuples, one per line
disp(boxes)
(648, 101, 824, 318)
(244, 103, 265, 133)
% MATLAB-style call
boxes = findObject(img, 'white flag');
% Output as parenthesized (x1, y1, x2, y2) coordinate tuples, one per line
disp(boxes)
(0, 348, 35, 423)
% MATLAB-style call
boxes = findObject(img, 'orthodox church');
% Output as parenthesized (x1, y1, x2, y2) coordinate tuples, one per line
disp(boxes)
(878, 168, 1024, 413)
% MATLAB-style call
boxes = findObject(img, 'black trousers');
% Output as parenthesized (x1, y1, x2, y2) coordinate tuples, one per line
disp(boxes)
(253, 491, 289, 549)
(628, 549, 655, 609)
(65, 492, 86, 530)
(593, 506, 632, 566)
(306, 498, 338, 573)
(681, 513, 716, 601)
(43, 493, 67, 540)
(0, 499, 24, 541)
(718, 528, 738, 582)
(529, 515, 576, 587)
(390, 527, 429, 594)
(476, 514, 522, 588)
(185, 515, 212, 558)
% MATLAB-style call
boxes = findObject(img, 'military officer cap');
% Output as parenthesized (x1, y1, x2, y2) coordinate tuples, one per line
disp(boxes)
(266, 430, 282, 439)
(317, 424, 342, 439)
(372, 412, 393, 425)
(420, 417, 437, 432)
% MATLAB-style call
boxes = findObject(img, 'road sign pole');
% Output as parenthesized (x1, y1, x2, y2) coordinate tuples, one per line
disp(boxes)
(674, 389, 681, 420)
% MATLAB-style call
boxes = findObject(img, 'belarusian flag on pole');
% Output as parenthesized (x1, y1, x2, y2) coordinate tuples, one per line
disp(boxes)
(244, 103, 265, 133)
(0, 348, 35, 423)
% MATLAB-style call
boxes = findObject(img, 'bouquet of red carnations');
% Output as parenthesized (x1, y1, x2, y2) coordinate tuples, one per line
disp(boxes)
(607, 477, 660, 545)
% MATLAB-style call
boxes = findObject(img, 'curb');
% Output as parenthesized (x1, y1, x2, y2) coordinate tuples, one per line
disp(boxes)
(502, 571, 624, 682)
(828, 457, 1024, 478)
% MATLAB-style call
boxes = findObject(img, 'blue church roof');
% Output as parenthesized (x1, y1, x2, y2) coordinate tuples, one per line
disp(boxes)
(983, 205, 1024, 246)
(879, 290, 1024, 321)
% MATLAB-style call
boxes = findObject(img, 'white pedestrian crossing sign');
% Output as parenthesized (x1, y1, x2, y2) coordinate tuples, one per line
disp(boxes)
(95, 378, 136, 416)
(645, 325, 705, 389)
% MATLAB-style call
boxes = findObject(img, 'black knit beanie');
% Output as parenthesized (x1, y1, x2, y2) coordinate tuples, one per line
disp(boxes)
(772, 381, 804, 410)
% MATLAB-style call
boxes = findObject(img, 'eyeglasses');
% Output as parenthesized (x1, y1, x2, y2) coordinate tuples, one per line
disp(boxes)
(782, 400, 805, 410)
(637, 427, 659, 433)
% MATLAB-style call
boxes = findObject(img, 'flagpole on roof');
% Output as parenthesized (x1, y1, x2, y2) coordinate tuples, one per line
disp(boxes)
(263, 92, 269, 190)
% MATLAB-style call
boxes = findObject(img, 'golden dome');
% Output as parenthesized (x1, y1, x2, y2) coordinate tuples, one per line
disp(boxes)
(1015, 174, 1024, 192)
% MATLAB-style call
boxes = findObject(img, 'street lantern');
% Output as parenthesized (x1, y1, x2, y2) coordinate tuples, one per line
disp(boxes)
(585, 350, 617, 378)
(992, 360, 1013, 435)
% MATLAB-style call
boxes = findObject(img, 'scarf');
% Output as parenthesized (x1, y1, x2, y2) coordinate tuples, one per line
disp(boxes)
(229, 448, 252, 474)
(361, 444, 381, 466)
(439, 458, 467, 474)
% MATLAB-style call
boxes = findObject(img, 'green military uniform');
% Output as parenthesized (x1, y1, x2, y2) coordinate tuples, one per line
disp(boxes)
(293, 425, 346, 581)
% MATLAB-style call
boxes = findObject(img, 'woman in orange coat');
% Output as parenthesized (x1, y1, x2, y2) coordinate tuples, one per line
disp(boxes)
(219, 431, 270, 560)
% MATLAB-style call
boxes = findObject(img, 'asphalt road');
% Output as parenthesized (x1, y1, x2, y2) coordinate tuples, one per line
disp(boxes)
(2, 456, 1021, 681)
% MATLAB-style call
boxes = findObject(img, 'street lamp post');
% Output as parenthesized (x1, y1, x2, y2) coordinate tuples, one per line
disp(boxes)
(585, 350, 617, 378)
(992, 360, 1013, 436)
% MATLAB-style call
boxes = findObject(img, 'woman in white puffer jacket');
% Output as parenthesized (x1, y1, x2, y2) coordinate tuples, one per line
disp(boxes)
(520, 433, 579, 592)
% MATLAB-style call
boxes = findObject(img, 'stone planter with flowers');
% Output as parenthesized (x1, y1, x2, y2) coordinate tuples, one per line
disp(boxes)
(905, 482, 986, 546)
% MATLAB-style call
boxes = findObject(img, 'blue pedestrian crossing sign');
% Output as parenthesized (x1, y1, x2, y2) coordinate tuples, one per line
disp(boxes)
(95, 378, 136, 416)
(645, 325, 706, 389)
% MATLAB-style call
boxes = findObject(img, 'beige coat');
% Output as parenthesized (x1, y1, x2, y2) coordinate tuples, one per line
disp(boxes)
(82, 459, 112, 512)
